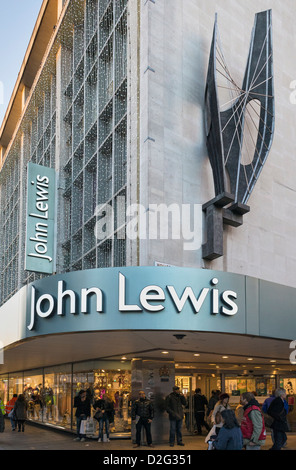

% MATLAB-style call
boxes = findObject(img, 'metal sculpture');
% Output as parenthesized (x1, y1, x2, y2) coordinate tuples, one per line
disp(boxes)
(203, 10, 275, 260)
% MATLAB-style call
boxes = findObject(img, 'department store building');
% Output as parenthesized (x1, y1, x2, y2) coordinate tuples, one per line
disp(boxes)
(0, 0, 296, 442)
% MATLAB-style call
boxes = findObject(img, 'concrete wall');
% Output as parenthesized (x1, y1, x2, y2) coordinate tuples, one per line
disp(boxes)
(137, 0, 296, 288)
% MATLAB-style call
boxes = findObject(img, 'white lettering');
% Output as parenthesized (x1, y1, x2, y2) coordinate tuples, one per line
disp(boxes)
(289, 340, 296, 364)
(166, 285, 209, 313)
(57, 280, 76, 316)
(118, 273, 142, 312)
(139, 285, 165, 312)
(81, 287, 103, 313)
(221, 290, 238, 315)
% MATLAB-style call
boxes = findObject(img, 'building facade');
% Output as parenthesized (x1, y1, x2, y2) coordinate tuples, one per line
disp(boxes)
(0, 0, 296, 442)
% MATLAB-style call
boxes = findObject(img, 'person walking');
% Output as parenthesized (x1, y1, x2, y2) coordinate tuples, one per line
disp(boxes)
(132, 390, 154, 448)
(14, 394, 28, 432)
(73, 389, 91, 442)
(165, 386, 186, 447)
(211, 393, 231, 430)
(262, 390, 289, 447)
(193, 388, 211, 435)
(5, 394, 18, 431)
(212, 409, 243, 450)
(93, 393, 114, 443)
(240, 392, 266, 450)
(267, 388, 289, 450)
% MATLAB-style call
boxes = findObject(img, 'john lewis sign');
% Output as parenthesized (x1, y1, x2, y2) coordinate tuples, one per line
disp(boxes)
(25, 162, 56, 274)
(26, 267, 244, 335)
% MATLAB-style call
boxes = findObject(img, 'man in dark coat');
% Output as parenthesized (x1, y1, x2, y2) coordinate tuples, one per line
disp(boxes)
(165, 386, 186, 447)
(132, 390, 154, 447)
(193, 388, 211, 435)
(267, 388, 289, 450)
(73, 390, 91, 442)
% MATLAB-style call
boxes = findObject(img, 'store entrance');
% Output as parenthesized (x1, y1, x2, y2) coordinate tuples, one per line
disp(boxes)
(175, 374, 221, 435)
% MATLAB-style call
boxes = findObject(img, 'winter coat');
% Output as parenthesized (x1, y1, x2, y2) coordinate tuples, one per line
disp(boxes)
(132, 398, 154, 420)
(5, 397, 17, 414)
(74, 396, 91, 418)
(241, 399, 266, 445)
(14, 399, 28, 420)
(267, 396, 289, 432)
(93, 398, 115, 422)
(165, 392, 186, 421)
(193, 393, 208, 413)
(213, 425, 243, 450)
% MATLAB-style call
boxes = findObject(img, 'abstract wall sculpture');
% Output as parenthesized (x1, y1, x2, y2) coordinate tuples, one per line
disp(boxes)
(203, 10, 275, 260)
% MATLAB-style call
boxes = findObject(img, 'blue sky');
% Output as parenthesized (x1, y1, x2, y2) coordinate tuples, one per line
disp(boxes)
(0, 0, 43, 125)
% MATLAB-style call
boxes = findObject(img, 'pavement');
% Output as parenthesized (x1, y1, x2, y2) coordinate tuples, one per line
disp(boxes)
(1, 419, 296, 452)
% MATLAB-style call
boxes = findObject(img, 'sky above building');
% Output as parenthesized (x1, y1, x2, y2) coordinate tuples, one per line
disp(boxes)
(0, 0, 43, 126)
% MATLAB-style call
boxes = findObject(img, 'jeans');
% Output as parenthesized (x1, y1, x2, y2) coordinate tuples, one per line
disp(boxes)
(99, 416, 110, 440)
(136, 418, 152, 445)
(195, 412, 210, 433)
(271, 430, 287, 450)
(169, 419, 183, 444)
(76, 416, 87, 438)
(10, 418, 16, 430)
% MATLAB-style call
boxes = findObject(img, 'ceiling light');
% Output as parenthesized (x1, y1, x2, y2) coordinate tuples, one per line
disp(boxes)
(161, 351, 169, 354)
(247, 358, 253, 361)
(194, 354, 200, 357)
(222, 356, 229, 359)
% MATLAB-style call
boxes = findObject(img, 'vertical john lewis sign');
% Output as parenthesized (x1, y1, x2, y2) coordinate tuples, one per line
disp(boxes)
(25, 162, 56, 274)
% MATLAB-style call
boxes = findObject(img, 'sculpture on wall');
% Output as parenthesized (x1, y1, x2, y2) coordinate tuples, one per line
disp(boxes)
(203, 10, 275, 260)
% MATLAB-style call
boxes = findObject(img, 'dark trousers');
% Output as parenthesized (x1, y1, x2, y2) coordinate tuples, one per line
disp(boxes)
(136, 418, 152, 445)
(17, 420, 25, 432)
(271, 429, 287, 450)
(195, 412, 210, 433)
(169, 419, 183, 444)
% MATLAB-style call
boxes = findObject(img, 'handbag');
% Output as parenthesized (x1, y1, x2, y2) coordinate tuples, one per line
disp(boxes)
(8, 410, 15, 419)
(94, 410, 103, 421)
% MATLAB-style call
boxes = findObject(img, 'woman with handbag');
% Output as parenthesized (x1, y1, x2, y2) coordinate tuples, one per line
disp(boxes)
(93, 394, 114, 442)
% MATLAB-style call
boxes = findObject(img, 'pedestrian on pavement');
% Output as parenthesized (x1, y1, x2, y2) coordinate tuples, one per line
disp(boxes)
(73, 389, 91, 442)
(212, 409, 243, 450)
(5, 394, 18, 431)
(193, 388, 211, 435)
(0, 397, 5, 433)
(14, 394, 28, 432)
(262, 390, 289, 447)
(165, 386, 186, 447)
(93, 393, 114, 442)
(240, 392, 266, 450)
(211, 393, 231, 430)
(132, 390, 154, 448)
(267, 388, 289, 450)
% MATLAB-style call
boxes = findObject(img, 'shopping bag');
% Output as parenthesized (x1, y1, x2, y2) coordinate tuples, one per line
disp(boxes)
(80, 419, 87, 434)
(85, 417, 95, 436)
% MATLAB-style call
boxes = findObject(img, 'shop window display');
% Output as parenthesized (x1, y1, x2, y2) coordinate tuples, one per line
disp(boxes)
(0, 375, 8, 405)
(23, 371, 43, 421)
(72, 365, 131, 435)
(44, 366, 72, 428)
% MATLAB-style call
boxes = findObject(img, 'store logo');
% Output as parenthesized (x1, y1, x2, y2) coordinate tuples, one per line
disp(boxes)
(27, 273, 238, 331)
(25, 163, 56, 274)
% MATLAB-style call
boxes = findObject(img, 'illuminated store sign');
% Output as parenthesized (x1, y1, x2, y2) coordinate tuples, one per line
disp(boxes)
(25, 162, 56, 274)
(27, 268, 239, 332)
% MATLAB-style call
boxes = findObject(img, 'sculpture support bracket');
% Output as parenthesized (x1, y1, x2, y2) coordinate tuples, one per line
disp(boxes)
(202, 194, 250, 260)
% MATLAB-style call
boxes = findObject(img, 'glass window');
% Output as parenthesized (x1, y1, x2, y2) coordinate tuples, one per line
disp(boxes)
(0, 375, 8, 406)
(44, 364, 72, 429)
(72, 361, 131, 435)
(9, 373, 23, 398)
(23, 369, 43, 422)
